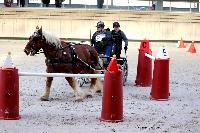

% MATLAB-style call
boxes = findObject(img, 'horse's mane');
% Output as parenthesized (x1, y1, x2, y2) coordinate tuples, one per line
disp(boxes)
(42, 31, 62, 48)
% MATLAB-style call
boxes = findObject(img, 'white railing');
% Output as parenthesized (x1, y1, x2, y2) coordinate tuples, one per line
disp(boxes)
(19, 72, 104, 78)
(145, 53, 156, 60)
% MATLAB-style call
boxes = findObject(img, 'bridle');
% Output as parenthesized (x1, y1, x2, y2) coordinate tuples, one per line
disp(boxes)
(26, 31, 46, 55)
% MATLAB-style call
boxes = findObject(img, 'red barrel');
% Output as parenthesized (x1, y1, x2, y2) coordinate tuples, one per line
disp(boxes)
(135, 49, 152, 87)
(100, 70, 123, 122)
(0, 67, 20, 120)
(150, 59, 170, 101)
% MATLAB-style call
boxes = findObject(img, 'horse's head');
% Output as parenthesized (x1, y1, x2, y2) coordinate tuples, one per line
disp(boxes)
(24, 26, 45, 56)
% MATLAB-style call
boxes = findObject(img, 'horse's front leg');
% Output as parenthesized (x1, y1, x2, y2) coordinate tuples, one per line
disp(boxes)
(41, 77, 53, 101)
(65, 77, 86, 101)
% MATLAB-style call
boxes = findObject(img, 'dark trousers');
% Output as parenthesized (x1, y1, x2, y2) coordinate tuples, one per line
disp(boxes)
(55, 1, 62, 8)
(95, 46, 105, 55)
(42, 0, 50, 7)
(17, 0, 25, 7)
(43, 3, 49, 7)
(114, 46, 122, 59)
(95, 45, 112, 57)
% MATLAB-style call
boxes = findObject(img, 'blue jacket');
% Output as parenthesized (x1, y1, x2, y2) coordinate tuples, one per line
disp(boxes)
(91, 30, 113, 49)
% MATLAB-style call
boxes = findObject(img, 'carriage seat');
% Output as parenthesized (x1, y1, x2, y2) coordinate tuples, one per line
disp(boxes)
(116, 57, 127, 65)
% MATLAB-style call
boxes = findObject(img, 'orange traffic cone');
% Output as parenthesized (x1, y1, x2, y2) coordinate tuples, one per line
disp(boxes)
(188, 41, 196, 53)
(107, 55, 118, 72)
(178, 38, 186, 48)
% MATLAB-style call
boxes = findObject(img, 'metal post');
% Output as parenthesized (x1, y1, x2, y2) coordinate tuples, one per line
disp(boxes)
(190, 1, 192, 13)
(106, 0, 108, 9)
(25, 0, 28, 7)
(149, 0, 151, 10)
(40, 0, 43, 7)
(169, 0, 172, 12)
(156, 0, 163, 11)
(62, 2, 65, 8)
(199, 1, 200, 13)
(83, 0, 86, 9)
(128, 0, 129, 10)
(18, 0, 20, 7)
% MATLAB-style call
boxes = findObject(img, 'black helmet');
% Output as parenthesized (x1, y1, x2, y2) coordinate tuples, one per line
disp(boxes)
(96, 21, 105, 28)
(113, 22, 120, 28)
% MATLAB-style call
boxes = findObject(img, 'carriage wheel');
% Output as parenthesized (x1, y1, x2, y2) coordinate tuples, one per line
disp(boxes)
(77, 78, 85, 87)
(122, 61, 128, 86)
(84, 78, 90, 84)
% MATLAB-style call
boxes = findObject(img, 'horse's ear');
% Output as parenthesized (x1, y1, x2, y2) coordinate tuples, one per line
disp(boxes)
(40, 26, 42, 31)
(38, 26, 42, 34)
(36, 25, 39, 30)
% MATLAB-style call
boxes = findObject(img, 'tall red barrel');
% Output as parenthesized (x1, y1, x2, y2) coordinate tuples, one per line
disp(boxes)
(135, 39, 152, 87)
(150, 59, 170, 101)
(100, 55, 123, 122)
(0, 67, 20, 120)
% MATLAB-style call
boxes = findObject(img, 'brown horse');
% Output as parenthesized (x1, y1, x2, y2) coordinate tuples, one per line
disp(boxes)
(24, 27, 102, 101)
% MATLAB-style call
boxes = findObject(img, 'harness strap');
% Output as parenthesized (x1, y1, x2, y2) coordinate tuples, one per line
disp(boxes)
(68, 44, 96, 71)
(76, 56, 96, 71)
(68, 44, 77, 67)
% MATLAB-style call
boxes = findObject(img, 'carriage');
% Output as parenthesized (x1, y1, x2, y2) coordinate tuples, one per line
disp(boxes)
(77, 51, 128, 87)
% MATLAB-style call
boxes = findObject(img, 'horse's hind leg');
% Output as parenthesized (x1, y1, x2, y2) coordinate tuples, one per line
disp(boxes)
(41, 77, 53, 101)
(65, 77, 86, 101)
(90, 78, 102, 93)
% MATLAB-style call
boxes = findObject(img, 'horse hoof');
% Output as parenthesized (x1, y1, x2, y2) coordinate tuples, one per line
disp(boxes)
(40, 96, 49, 101)
(85, 91, 93, 98)
(75, 97, 83, 102)
(86, 94, 93, 98)
(96, 90, 101, 93)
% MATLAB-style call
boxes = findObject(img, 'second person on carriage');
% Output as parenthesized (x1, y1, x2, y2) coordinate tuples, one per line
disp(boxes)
(111, 22, 128, 59)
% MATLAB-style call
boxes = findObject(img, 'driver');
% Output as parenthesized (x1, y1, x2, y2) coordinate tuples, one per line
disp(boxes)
(91, 21, 113, 57)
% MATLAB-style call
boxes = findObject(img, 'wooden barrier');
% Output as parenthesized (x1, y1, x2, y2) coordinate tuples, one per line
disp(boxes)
(0, 8, 200, 41)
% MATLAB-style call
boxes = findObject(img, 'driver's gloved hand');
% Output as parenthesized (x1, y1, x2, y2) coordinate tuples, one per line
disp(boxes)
(124, 46, 128, 51)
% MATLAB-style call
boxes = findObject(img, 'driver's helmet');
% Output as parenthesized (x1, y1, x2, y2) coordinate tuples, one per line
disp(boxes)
(113, 22, 120, 28)
(96, 21, 105, 28)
